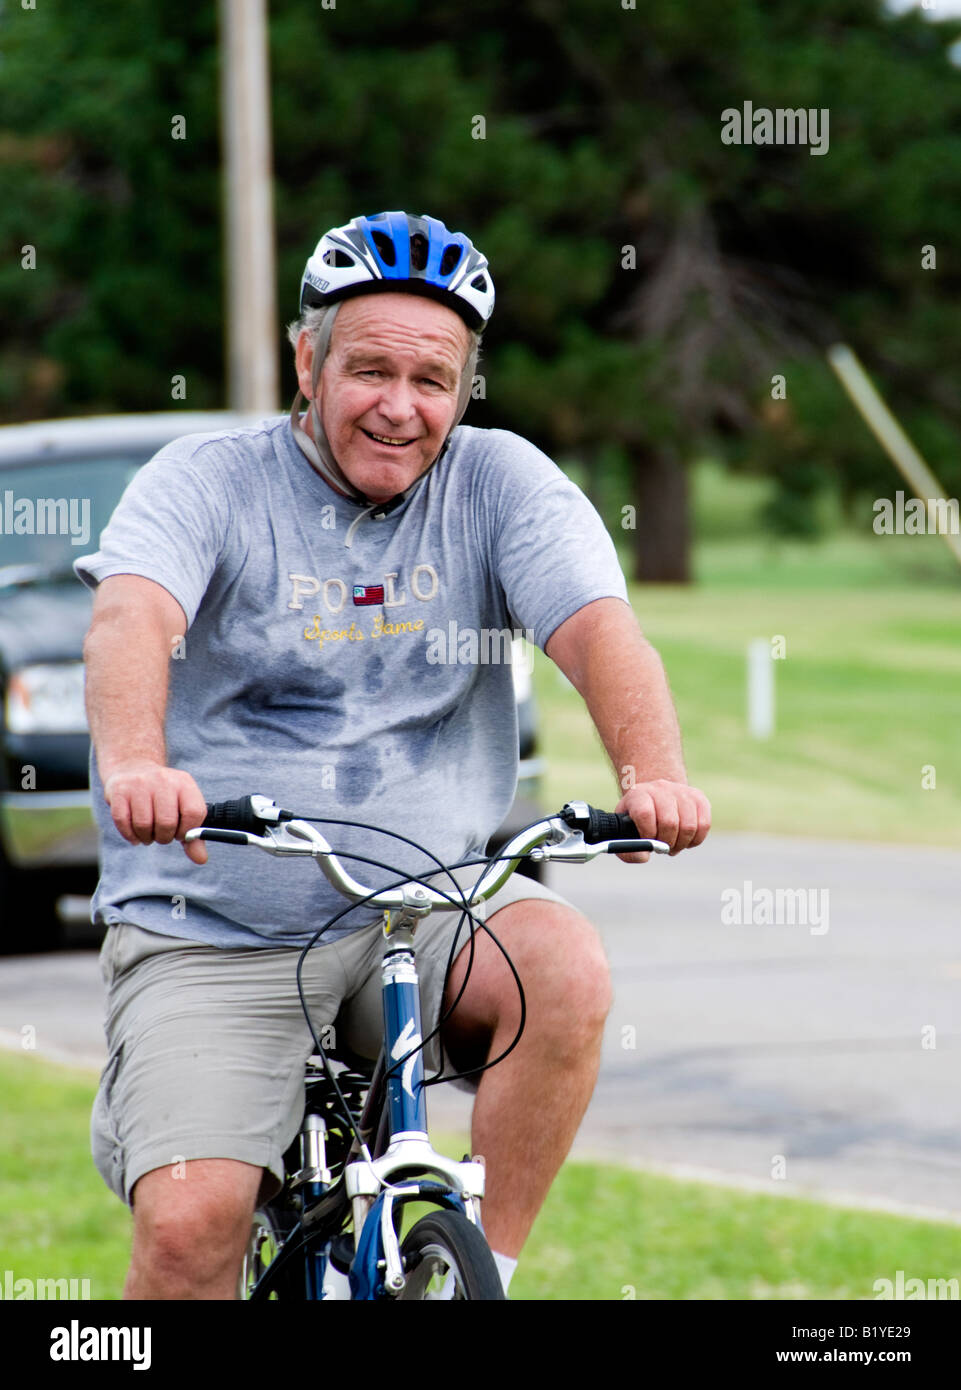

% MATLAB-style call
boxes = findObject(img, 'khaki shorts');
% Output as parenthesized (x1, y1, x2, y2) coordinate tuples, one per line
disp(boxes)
(91, 865, 572, 1207)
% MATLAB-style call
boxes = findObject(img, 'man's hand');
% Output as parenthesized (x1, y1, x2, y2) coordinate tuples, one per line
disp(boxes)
(102, 759, 209, 865)
(613, 778, 711, 863)
(546, 599, 711, 864)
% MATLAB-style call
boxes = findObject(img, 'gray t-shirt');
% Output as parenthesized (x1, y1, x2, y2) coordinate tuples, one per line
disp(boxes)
(74, 416, 628, 947)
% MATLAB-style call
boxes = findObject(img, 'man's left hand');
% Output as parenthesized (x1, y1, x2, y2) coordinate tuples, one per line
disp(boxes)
(613, 779, 712, 863)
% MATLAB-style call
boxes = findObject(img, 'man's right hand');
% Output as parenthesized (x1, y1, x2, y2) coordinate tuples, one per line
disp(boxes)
(102, 760, 209, 864)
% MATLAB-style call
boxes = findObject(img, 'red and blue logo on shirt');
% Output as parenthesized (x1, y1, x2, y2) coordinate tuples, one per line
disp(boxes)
(353, 584, 385, 606)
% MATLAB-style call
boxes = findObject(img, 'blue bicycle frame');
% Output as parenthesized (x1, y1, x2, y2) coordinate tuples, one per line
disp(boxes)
(340, 912, 487, 1300)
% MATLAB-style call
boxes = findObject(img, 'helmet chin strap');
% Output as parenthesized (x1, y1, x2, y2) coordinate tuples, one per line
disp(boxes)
(289, 300, 479, 515)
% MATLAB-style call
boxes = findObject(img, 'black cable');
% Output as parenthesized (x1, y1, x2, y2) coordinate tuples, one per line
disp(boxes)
(291, 813, 530, 1080)
(417, 852, 529, 1087)
(288, 824, 536, 1144)
(296, 846, 528, 1085)
(291, 846, 481, 1150)
(291, 815, 481, 1087)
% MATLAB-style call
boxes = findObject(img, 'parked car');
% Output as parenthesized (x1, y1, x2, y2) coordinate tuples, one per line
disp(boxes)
(0, 412, 544, 949)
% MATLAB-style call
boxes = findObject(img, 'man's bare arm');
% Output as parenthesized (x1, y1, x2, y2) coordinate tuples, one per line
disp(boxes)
(545, 596, 711, 858)
(82, 575, 208, 863)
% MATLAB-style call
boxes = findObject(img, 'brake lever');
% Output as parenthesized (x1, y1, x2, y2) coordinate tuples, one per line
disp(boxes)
(529, 832, 671, 863)
(185, 821, 322, 856)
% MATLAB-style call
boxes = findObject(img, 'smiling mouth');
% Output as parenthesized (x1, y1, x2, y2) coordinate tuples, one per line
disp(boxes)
(362, 429, 416, 448)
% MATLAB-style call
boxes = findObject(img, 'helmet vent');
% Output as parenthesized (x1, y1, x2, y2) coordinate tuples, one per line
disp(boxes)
(371, 231, 396, 266)
(323, 249, 355, 268)
(470, 273, 488, 291)
(410, 232, 429, 271)
(440, 244, 462, 276)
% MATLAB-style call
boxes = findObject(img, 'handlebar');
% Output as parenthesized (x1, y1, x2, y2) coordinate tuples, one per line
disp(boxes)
(187, 796, 670, 915)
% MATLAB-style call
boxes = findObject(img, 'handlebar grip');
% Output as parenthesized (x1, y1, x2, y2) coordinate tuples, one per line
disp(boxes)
(560, 803, 641, 845)
(202, 797, 265, 834)
(593, 811, 641, 843)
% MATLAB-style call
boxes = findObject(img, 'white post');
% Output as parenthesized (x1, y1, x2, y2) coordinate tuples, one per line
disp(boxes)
(219, 0, 279, 412)
(747, 639, 774, 739)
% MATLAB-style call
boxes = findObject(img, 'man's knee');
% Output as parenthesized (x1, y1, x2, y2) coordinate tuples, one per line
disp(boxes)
(130, 1159, 261, 1286)
(533, 908, 613, 1050)
(445, 900, 613, 1049)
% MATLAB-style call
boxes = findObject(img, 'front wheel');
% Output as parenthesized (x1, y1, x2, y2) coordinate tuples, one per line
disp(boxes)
(397, 1210, 505, 1300)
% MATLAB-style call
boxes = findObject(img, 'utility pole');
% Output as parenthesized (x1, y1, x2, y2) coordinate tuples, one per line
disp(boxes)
(828, 344, 961, 570)
(219, 0, 279, 411)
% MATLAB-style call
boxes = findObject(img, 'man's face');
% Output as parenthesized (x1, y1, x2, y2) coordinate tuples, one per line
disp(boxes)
(296, 293, 470, 503)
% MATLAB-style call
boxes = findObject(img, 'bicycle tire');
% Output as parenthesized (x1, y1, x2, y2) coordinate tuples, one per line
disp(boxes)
(396, 1210, 505, 1300)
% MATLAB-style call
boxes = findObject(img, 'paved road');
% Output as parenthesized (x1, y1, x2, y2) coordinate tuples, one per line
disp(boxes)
(2, 831, 959, 1216)
(568, 833, 961, 1217)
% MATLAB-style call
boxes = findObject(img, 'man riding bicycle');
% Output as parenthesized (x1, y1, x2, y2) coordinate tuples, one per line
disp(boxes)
(76, 210, 710, 1300)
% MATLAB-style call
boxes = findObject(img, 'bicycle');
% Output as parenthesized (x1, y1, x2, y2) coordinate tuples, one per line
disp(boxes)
(185, 795, 670, 1301)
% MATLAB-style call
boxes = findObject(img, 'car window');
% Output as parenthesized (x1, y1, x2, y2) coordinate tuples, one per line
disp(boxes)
(0, 456, 143, 577)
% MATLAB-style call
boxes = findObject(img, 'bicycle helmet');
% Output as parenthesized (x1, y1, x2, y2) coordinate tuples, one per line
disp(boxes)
(289, 212, 494, 519)
(299, 211, 495, 330)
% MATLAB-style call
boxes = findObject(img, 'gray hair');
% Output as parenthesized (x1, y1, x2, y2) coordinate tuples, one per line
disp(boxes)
(285, 305, 338, 352)
(286, 304, 481, 370)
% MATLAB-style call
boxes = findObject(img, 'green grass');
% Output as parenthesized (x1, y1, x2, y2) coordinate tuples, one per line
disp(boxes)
(3, 1050, 961, 1301)
(536, 520, 961, 846)
(0, 1052, 131, 1299)
(510, 1161, 961, 1301)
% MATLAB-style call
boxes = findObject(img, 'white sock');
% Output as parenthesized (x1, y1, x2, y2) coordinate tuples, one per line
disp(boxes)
(492, 1251, 517, 1295)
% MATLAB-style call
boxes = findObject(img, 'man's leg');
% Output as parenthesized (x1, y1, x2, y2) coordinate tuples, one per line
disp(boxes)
(124, 1158, 263, 1300)
(95, 924, 351, 1302)
(440, 900, 613, 1258)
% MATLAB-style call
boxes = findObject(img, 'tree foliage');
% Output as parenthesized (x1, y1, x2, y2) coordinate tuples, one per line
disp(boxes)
(2, 0, 960, 574)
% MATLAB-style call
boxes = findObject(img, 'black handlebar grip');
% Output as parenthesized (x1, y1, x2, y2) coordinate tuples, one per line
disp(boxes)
(589, 810, 641, 844)
(202, 797, 263, 834)
(561, 803, 641, 844)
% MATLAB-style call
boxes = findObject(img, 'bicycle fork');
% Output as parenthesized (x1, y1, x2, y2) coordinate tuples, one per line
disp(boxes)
(291, 1113, 333, 1298)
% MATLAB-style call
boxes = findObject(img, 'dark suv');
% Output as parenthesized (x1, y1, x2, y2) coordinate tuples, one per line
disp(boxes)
(0, 413, 543, 948)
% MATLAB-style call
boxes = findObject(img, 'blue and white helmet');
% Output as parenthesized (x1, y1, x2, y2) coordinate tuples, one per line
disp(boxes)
(299, 211, 495, 331)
